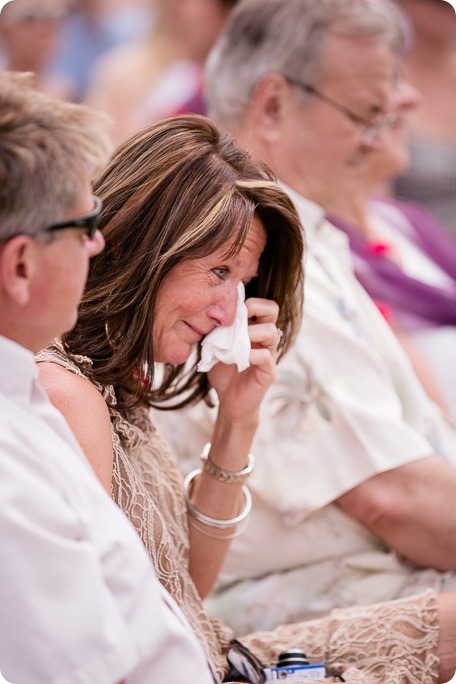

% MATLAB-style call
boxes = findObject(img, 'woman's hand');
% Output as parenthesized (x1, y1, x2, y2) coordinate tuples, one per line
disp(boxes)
(207, 297, 280, 426)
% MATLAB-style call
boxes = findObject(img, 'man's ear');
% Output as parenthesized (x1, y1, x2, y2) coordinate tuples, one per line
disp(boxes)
(0, 235, 37, 306)
(249, 73, 292, 143)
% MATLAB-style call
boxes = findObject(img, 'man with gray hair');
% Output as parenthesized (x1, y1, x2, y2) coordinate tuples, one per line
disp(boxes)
(0, 72, 217, 684)
(153, 0, 456, 639)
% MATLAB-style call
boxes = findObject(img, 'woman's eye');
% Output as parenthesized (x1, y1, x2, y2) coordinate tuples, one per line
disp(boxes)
(212, 267, 229, 280)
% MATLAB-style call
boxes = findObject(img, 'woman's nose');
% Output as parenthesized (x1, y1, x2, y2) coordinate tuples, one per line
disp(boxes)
(207, 285, 238, 327)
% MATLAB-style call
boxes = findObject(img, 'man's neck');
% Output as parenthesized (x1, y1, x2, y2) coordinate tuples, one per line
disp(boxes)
(0, 323, 42, 355)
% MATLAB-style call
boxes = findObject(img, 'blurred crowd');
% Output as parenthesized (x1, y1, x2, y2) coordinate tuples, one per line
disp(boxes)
(1, 0, 455, 228)
(0, 0, 238, 140)
(0, 2, 446, 161)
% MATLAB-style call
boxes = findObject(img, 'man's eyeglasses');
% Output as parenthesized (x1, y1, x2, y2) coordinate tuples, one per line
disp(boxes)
(44, 195, 102, 240)
(284, 75, 396, 145)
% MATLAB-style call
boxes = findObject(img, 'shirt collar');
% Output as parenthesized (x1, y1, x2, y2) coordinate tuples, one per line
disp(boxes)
(280, 183, 326, 243)
(0, 335, 38, 405)
(280, 183, 352, 260)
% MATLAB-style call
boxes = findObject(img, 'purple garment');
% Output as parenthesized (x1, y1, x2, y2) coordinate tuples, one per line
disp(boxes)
(327, 198, 456, 328)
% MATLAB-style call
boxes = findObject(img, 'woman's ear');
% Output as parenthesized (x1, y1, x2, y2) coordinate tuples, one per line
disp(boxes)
(0, 235, 36, 306)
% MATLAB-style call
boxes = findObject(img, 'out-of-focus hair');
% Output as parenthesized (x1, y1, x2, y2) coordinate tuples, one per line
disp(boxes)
(206, 0, 404, 128)
(0, 71, 111, 240)
(63, 114, 305, 414)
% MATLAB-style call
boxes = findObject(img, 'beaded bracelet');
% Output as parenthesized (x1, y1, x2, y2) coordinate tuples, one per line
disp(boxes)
(200, 442, 254, 485)
(184, 468, 252, 529)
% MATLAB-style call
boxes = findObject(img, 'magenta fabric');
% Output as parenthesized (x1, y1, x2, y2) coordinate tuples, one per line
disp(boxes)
(327, 198, 456, 328)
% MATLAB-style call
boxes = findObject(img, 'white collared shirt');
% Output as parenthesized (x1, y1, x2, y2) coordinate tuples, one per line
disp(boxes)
(244, 187, 456, 523)
(0, 335, 216, 684)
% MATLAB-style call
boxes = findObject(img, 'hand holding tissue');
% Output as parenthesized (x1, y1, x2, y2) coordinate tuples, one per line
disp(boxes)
(197, 282, 251, 373)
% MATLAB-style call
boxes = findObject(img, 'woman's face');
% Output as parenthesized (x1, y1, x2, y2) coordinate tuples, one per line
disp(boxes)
(153, 217, 266, 365)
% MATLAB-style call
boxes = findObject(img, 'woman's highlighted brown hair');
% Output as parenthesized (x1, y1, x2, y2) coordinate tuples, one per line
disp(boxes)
(63, 114, 305, 413)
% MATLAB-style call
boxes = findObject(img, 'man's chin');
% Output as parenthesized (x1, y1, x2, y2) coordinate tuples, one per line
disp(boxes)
(347, 151, 370, 169)
(59, 311, 79, 338)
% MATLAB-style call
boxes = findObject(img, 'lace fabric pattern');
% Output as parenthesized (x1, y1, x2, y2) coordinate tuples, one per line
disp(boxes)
(37, 341, 441, 684)
(242, 591, 439, 683)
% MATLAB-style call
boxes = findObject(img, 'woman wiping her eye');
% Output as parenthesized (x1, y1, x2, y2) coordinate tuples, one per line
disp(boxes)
(37, 114, 442, 684)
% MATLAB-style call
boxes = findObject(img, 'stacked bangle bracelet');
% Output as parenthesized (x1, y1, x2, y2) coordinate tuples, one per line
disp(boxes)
(184, 468, 252, 532)
(200, 442, 254, 484)
(187, 516, 250, 540)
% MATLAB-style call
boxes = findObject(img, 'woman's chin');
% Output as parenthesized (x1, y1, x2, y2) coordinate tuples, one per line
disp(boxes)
(155, 343, 194, 366)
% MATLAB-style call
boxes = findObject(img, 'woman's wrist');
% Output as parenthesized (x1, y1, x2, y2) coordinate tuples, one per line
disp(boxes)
(200, 442, 254, 484)
(209, 409, 258, 469)
(215, 405, 260, 434)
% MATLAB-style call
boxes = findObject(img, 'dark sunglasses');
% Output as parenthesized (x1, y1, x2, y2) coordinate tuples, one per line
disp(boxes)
(44, 195, 102, 240)
(226, 639, 266, 683)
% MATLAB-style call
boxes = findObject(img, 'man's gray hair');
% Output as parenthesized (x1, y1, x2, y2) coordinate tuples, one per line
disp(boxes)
(0, 72, 112, 241)
(206, 0, 402, 128)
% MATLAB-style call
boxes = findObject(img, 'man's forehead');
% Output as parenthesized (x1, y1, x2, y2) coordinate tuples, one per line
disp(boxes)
(318, 34, 396, 109)
(319, 34, 396, 87)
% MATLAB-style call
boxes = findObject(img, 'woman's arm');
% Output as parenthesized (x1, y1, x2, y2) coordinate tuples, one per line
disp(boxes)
(187, 297, 280, 598)
(38, 362, 114, 493)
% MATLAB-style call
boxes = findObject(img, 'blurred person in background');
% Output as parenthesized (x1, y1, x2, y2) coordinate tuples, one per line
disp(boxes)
(394, 0, 456, 237)
(328, 76, 456, 423)
(85, 0, 239, 145)
(45, 0, 153, 102)
(0, 0, 70, 97)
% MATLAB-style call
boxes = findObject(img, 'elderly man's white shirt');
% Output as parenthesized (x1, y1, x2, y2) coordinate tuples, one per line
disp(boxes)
(254, 188, 456, 516)
(152, 189, 456, 632)
(0, 335, 216, 684)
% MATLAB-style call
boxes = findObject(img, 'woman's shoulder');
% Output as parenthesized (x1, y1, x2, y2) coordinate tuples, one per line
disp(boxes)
(37, 341, 111, 424)
(37, 339, 92, 376)
(38, 358, 111, 427)
(38, 351, 114, 492)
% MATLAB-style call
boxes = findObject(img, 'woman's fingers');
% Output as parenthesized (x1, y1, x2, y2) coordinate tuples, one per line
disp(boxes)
(245, 297, 279, 324)
(248, 347, 277, 386)
(248, 321, 282, 351)
(246, 297, 281, 353)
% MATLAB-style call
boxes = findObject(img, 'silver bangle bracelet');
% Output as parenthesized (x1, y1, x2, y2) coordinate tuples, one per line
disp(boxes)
(188, 516, 250, 540)
(184, 468, 252, 529)
(200, 442, 254, 484)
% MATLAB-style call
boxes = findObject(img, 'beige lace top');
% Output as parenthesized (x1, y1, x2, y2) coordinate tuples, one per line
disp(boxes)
(37, 341, 441, 684)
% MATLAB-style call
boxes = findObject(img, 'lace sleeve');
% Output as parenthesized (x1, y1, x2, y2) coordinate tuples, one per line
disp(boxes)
(240, 590, 439, 684)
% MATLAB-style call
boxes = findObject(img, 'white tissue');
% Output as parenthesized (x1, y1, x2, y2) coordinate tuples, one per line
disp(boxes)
(197, 282, 251, 373)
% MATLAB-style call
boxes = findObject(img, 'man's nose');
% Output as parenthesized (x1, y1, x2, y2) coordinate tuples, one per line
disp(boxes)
(395, 78, 421, 113)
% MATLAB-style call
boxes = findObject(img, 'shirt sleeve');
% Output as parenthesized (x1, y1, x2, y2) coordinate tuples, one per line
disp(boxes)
(0, 430, 140, 684)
